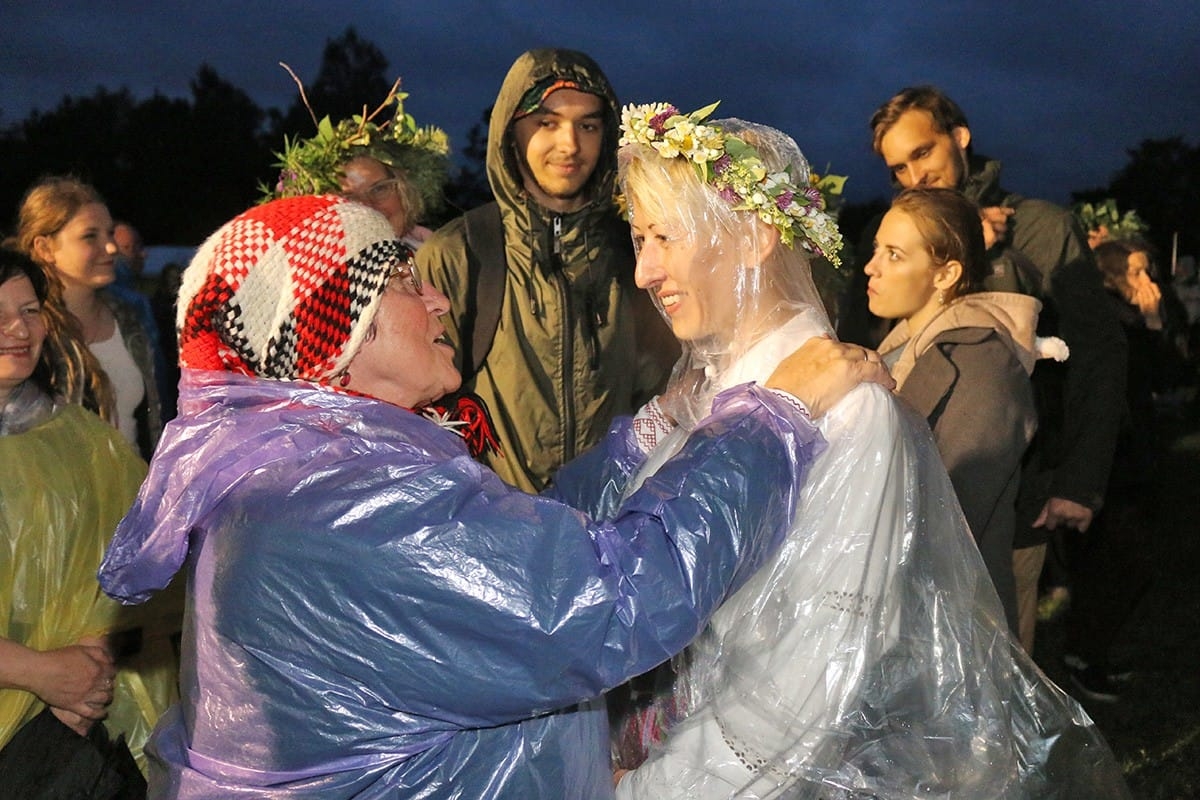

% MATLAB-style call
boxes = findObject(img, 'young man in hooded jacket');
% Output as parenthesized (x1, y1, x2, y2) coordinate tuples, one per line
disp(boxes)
(416, 48, 677, 492)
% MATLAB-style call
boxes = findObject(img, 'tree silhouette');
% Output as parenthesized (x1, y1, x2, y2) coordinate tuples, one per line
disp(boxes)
(1072, 137, 1200, 264)
(442, 106, 494, 220)
(110, 92, 195, 239)
(272, 27, 392, 143)
(182, 65, 272, 240)
(0, 65, 273, 245)
(1111, 138, 1200, 262)
(0, 88, 138, 232)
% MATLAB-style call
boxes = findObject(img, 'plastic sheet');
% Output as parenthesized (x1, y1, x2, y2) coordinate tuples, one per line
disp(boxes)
(618, 380, 1129, 797)
(610, 116, 1129, 798)
(97, 370, 822, 798)
(1, 403, 179, 774)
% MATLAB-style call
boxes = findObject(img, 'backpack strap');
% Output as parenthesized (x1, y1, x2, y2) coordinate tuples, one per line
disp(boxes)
(461, 201, 507, 380)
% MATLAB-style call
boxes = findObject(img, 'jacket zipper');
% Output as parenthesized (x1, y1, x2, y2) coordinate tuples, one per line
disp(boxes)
(553, 215, 577, 462)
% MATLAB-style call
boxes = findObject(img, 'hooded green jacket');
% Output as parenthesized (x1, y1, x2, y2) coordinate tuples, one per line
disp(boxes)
(417, 49, 674, 492)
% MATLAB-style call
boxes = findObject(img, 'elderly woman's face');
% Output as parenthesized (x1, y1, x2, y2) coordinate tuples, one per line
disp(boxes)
(0, 275, 46, 399)
(344, 260, 460, 408)
(630, 199, 742, 342)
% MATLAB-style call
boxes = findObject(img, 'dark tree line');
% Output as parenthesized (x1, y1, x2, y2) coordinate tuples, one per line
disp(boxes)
(0, 28, 490, 245)
(2, 69, 269, 244)
(3, 27, 1197, 260)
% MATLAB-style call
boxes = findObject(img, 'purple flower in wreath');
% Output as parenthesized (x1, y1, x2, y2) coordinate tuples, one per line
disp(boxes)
(713, 154, 733, 176)
(275, 170, 297, 193)
(649, 106, 679, 134)
(775, 190, 795, 210)
(719, 186, 741, 204)
(804, 187, 823, 205)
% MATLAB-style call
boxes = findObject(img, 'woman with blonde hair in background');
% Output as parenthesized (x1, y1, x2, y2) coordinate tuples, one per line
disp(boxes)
(16, 176, 163, 459)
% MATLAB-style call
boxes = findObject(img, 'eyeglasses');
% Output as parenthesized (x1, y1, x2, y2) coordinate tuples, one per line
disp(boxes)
(345, 178, 403, 207)
(387, 256, 423, 294)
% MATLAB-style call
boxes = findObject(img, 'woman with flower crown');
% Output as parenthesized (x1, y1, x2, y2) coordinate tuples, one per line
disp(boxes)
(264, 75, 451, 251)
(606, 103, 1130, 799)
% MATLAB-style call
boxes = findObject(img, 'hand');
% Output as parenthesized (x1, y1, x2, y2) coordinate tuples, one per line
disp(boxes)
(764, 336, 894, 419)
(980, 206, 1015, 249)
(1128, 279, 1162, 318)
(26, 643, 116, 722)
(1033, 497, 1094, 532)
(50, 707, 96, 737)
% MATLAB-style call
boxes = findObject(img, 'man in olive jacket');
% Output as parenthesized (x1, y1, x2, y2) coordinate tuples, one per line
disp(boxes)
(416, 48, 676, 492)
(864, 85, 1128, 653)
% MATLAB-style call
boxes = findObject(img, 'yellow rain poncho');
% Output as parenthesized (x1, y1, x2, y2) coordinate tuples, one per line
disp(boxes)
(1, 402, 179, 773)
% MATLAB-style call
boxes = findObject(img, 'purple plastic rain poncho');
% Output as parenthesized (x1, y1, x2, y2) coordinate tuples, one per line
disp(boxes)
(97, 368, 823, 799)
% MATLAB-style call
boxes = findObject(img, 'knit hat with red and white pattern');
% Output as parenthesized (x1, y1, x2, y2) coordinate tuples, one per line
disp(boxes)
(177, 195, 401, 383)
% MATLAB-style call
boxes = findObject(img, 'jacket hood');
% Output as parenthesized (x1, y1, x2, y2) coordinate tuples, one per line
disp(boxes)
(487, 48, 621, 214)
(961, 154, 1010, 207)
(879, 291, 1042, 388)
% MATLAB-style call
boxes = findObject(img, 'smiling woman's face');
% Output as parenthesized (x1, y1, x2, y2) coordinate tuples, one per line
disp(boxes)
(39, 202, 117, 292)
(0, 274, 46, 400)
(629, 197, 745, 344)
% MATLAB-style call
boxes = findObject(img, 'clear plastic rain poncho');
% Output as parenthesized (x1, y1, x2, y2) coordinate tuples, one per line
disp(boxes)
(609, 108, 1130, 799)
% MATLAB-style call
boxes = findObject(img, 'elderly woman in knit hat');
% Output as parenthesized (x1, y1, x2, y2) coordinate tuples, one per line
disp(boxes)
(97, 195, 884, 799)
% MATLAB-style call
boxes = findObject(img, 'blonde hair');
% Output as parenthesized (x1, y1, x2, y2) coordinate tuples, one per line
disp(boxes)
(616, 125, 830, 429)
(17, 176, 106, 256)
(11, 176, 116, 420)
(619, 126, 820, 320)
(623, 150, 735, 242)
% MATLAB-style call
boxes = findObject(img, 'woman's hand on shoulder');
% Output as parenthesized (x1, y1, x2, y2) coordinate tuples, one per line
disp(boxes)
(764, 336, 894, 419)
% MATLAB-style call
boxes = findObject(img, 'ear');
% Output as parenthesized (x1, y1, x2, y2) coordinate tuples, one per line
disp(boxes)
(32, 235, 56, 266)
(934, 259, 964, 295)
(952, 125, 971, 152)
(752, 218, 781, 263)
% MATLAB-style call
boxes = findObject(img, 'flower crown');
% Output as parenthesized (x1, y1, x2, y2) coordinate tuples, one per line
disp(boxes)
(618, 102, 844, 265)
(262, 67, 450, 215)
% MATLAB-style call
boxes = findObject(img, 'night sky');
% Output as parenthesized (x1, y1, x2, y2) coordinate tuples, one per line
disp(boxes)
(4, 0, 1198, 207)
